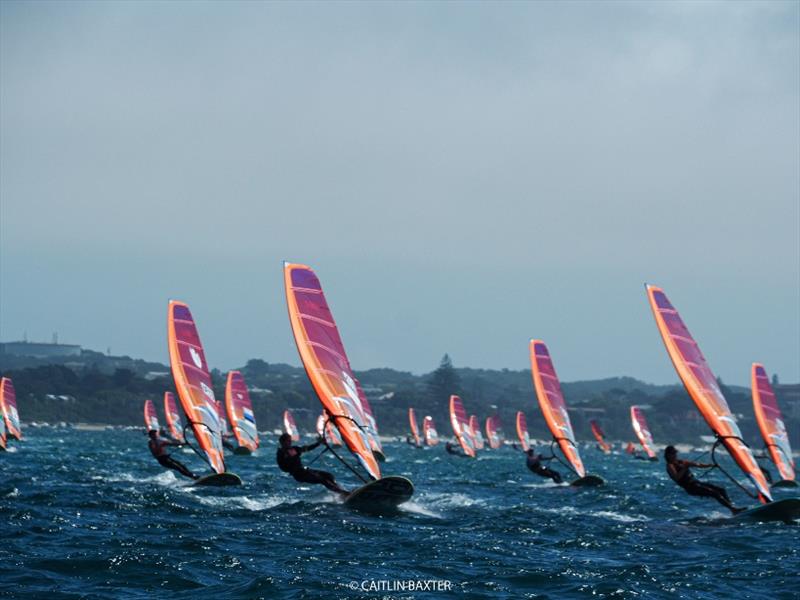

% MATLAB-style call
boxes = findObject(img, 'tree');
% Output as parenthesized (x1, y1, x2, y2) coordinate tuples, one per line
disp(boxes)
(427, 354, 461, 406)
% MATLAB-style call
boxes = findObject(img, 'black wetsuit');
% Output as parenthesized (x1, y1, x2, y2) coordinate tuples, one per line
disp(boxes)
(526, 454, 563, 484)
(445, 442, 461, 455)
(149, 436, 196, 480)
(667, 460, 735, 511)
(276, 440, 344, 493)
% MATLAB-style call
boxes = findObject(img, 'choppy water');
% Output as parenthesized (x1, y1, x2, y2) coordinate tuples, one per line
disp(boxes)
(2, 427, 798, 599)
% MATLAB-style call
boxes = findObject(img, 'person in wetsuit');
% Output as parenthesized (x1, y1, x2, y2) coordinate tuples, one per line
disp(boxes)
(664, 446, 743, 514)
(525, 449, 563, 483)
(276, 433, 348, 495)
(445, 441, 462, 455)
(148, 430, 197, 480)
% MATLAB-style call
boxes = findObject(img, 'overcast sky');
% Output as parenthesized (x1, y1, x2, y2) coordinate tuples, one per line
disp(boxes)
(1, 1, 798, 385)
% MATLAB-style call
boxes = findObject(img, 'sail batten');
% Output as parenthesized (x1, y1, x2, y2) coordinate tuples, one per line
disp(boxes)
(646, 284, 771, 502)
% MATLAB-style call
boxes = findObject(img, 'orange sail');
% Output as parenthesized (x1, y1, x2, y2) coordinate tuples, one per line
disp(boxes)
(163, 392, 185, 443)
(485, 416, 502, 449)
(0, 377, 22, 440)
(469, 415, 485, 450)
(284, 262, 381, 481)
(449, 395, 476, 457)
(515, 411, 530, 452)
(423, 416, 439, 446)
(167, 300, 225, 474)
(408, 408, 421, 446)
(283, 409, 300, 441)
(630, 406, 657, 459)
(530, 340, 585, 477)
(225, 371, 259, 452)
(589, 420, 611, 453)
(751, 363, 795, 482)
(143, 400, 159, 432)
(645, 284, 771, 502)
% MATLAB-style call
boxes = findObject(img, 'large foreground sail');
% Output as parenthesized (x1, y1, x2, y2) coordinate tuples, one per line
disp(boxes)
(645, 285, 771, 502)
(225, 371, 259, 452)
(449, 395, 476, 457)
(167, 300, 225, 475)
(530, 340, 585, 478)
(163, 392, 185, 443)
(630, 406, 657, 459)
(408, 408, 421, 446)
(284, 262, 381, 481)
(751, 363, 795, 482)
(423, 416, 439, 446)
(0, 378, 22, 440)
(515, 411, 530, 451)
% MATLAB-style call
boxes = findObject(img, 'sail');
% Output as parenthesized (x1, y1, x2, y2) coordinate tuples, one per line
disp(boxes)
(0, 407, 5, 450)
(469, 415, 485, 450)
(355, 380, 384, 459)
(408, 408, 421, 446)
(225, 371, 259, 452)
(284, 262, 381, 480)
(283, 409, 300, 442)
(589, 420, 611, 453)
(485, 416, 502, 449)
(751, 363, 795, 482)
(516, 411, 530, 451)
(449, 395, 476, 457)
(316, 412, 343, 446)
(530, 340, 586, 477)
(0, 377, 22, 440)
(163, 392, 185, 443)
(143, 400, 159, 432)
(326, 420, 343, 446)
(423, 416, 439, 446)
(630, 406, 656, 459)
(167, 300, 225, 474)
(646, 284, 771, 502)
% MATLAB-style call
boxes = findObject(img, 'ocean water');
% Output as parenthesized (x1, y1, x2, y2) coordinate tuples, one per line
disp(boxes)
(2, 427, 798, 599)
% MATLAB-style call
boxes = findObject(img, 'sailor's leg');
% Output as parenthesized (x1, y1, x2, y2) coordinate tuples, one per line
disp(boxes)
(161, 455, 196, 479)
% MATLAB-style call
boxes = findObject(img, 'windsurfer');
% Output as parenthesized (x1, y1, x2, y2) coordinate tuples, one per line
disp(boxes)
(664, 446, 744, 514)
(276, 433, 348, 495)
(148, 430, 197, 479)
(445, 441, 462, 455)
(525, 449, 562, 483)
